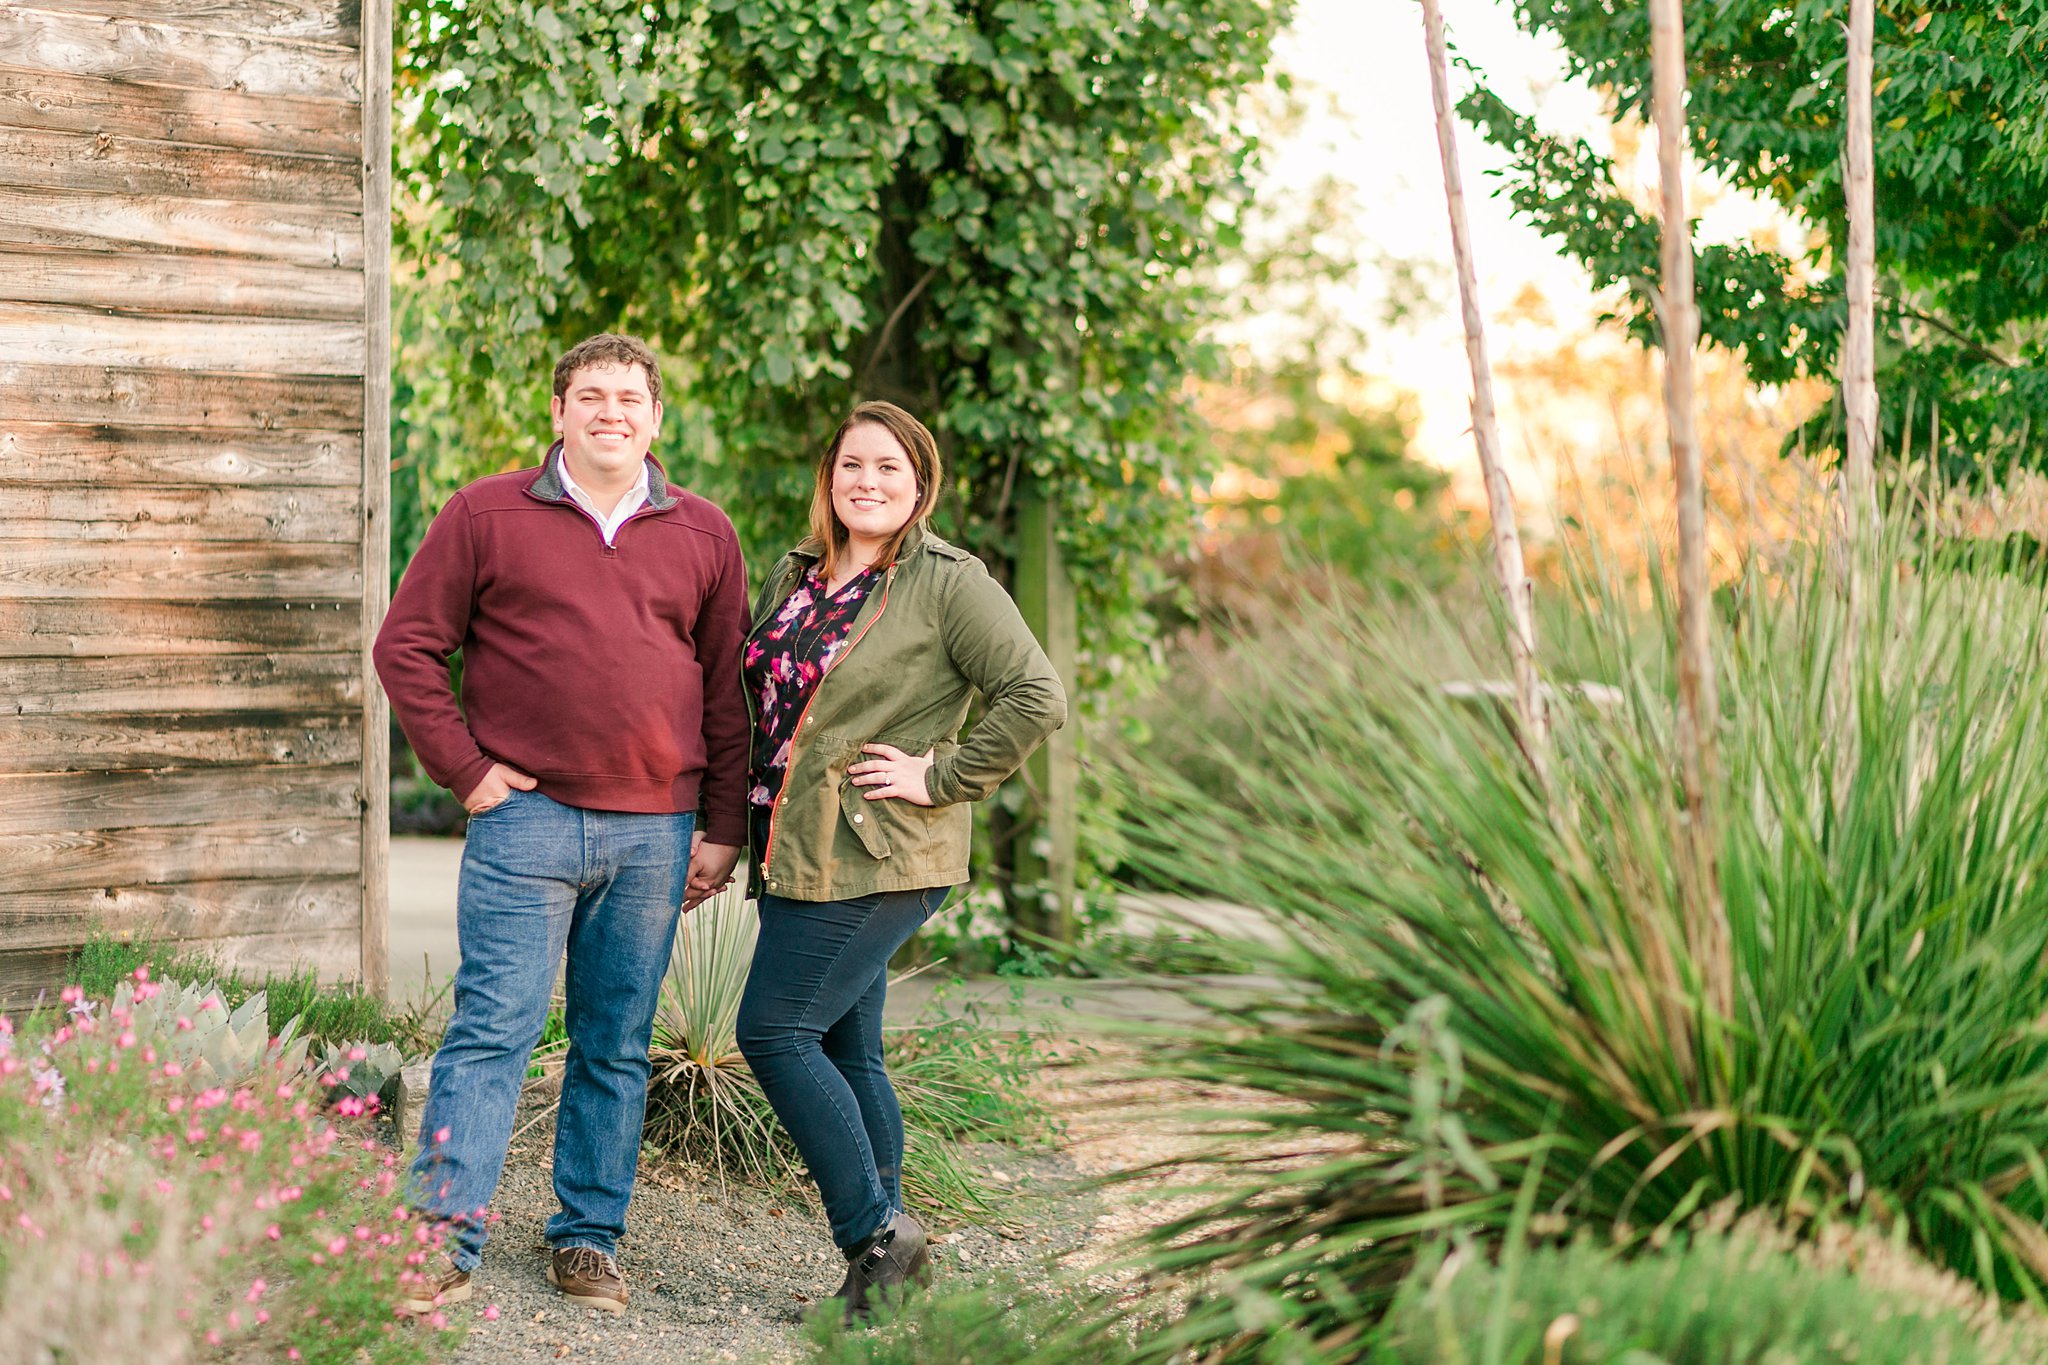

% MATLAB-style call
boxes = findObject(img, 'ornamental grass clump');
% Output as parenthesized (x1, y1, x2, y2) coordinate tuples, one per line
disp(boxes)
(0, 970, 463, 1364)
(1113, 522, 2048, 1358)
(643, 885, 1061, 1220)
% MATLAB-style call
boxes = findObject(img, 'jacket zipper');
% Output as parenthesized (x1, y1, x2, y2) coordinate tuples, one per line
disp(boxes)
(759, 564, 896, 887)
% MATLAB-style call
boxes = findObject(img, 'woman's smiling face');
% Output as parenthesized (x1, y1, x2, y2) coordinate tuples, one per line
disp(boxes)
(831, 421, 920, 551)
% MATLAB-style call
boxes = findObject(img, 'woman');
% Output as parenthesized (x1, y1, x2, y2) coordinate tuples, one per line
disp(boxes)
(734, 400, 1066, 1323)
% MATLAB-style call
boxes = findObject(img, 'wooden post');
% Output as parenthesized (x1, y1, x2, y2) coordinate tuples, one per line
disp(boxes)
(360, 0, 394, 999)
(1009, 489, 1078, 943)
(1418, 0, 1549, 780)
(1843, 0, 1879, 548)
(1649, 0, 1730, 1016)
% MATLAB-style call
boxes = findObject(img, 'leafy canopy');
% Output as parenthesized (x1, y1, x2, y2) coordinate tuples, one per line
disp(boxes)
(1460, 0, 2048, 474)
(395, 0, 1292, 687)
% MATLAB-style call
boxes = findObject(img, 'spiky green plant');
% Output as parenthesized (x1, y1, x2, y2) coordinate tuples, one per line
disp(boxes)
(641, 888, 1052, 1223)
(112, 977, 310, 1089)
(645, 883, 789, 1189)
(1109, 517, 2048, 1360)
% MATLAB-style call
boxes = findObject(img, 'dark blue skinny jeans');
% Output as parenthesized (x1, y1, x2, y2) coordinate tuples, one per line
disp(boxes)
(736, 886, 947, 1249)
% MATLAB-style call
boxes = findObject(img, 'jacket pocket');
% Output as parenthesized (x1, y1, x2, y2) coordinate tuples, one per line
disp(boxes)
(838, 778, 892, 859)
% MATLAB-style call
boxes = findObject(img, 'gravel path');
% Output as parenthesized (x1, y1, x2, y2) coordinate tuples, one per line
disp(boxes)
(446, 1096, 1098, 1364)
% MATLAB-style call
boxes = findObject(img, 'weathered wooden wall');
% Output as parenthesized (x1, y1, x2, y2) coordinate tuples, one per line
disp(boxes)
(0, 0, 390, 1005)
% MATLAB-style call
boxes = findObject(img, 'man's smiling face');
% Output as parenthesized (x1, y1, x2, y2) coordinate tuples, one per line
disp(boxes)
(552, 361, 662, 484)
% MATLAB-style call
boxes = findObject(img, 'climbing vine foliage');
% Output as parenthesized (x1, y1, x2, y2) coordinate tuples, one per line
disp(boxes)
(395, 0, 1292, 688)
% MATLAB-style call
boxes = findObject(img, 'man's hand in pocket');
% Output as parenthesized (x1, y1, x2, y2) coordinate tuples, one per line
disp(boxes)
(464, 763, 537, 815)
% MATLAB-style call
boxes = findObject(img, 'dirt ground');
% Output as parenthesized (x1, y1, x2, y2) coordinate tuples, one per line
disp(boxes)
(443, 1042, 1246, 1364)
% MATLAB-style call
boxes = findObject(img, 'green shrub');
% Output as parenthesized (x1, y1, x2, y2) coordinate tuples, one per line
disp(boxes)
(67, 934, 439, 1057)
(1373, 1227, 2037, 1364)
(1108, 520, 2048, 1359)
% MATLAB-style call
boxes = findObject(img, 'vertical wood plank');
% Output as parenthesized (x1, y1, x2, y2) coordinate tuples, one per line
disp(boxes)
(1008, 490, 1078, 944)
(358, 0, 391, 998)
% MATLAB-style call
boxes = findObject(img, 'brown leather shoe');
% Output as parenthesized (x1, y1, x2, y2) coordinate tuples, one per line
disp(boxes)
(547, 1245, 627, 1314)
(400, 1253, 472, 1315)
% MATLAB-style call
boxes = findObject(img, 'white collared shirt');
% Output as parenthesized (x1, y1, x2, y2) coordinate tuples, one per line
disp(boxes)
(558, 456, 651, 547)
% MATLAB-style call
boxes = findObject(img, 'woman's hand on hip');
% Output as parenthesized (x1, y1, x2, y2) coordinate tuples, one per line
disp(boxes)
(850, 744, 935, 806)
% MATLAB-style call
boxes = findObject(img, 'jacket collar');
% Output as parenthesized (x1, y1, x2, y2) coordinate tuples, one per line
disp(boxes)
(526, 440, 678, 512)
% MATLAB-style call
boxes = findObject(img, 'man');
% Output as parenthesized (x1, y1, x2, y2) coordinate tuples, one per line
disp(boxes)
(374, 333, 747, 1316)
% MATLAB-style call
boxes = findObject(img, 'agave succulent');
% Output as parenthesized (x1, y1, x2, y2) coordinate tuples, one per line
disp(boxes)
(314, 1040, 406, 1103)
(112, 978, 309, 1088)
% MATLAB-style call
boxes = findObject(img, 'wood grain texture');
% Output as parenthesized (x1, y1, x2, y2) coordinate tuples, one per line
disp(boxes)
(0, 765, 358, 836)
(0, 540, 362, 600)
(0, 61, 359, 158)
(0, 874, 360, 951)
(16, 0, 361, 47)
(0, 8, 361, 103)
(4, 651, 361, 714)
(215, 928, 361, 984)
(0, 597, 360, 656)
(0, 246, 362, 319)
(0, 484, 362, 543)
(0, 303, 364, 375)
(0, 364, 360, 427)
(0, 946, 71, 1007)
(0, 816, 361, 894)
(0, 422, 359, 485)
(359, 0, 391, 995)
(0, 710, 360, 772)
(0, 185, 361, 266)
(0, 127, 359, 208)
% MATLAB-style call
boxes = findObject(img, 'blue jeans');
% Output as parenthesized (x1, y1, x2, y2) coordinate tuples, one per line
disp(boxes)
(407, 789, 691, 1270)
(736, 887, 947, 1249)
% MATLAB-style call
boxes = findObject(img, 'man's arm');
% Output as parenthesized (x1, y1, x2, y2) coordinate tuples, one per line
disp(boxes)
(683, 518, 750, 908)
(692, 519, 752, 848)
(372, 492, 497, 805)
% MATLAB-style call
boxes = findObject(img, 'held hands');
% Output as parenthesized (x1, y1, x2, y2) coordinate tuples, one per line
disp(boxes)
(464, 762, 537, 814)
(683, 830, 742, 913)
(849, 743, 935, 806)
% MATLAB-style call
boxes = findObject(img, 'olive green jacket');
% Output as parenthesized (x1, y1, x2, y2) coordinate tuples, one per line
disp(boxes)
(746, 522, 1067, 901)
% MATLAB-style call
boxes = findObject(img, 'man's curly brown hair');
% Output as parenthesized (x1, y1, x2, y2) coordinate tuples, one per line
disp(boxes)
(552, 333, 662, 405)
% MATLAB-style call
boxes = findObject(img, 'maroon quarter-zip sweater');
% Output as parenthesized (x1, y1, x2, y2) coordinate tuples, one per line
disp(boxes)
(373, 445, 750, 845)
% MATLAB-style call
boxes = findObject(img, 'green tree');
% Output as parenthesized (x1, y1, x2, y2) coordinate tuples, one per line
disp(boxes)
(1457, 0, 2048, 475)
(393, 0, 1293, 690)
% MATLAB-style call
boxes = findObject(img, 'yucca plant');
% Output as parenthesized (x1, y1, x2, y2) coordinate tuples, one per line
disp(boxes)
(642, 887, 1052, 1222)
(644, 882, 792, 1189)
(1109, 514, 2048, 1360)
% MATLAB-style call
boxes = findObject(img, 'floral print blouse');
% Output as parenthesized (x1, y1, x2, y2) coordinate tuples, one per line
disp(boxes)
(744, 564, 880, 810)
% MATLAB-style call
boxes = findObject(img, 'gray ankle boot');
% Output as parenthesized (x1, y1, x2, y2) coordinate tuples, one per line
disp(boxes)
(819, 1210, 931, 1325)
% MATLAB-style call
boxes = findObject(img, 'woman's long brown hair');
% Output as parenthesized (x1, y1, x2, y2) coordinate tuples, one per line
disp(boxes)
(808, 401, 944, 581)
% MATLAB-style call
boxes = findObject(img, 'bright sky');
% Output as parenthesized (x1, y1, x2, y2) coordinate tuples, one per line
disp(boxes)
(1265, 0, 1806, 499)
